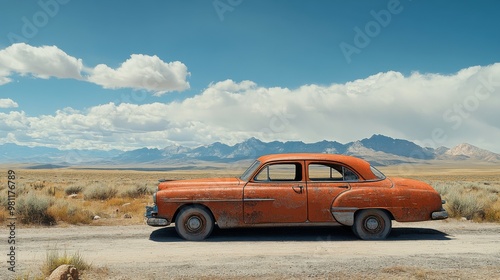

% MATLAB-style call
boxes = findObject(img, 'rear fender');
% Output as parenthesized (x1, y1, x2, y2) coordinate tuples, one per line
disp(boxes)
(331, 207, 358, 226)
(330, 186, 393, 225)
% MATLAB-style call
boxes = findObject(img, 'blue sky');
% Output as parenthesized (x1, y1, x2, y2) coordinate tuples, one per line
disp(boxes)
(1, 0, 500, 153)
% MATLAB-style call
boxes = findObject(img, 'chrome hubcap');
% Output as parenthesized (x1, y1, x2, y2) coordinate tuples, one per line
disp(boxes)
(366, 217, 379, 230)
(187, 216, 202, 231)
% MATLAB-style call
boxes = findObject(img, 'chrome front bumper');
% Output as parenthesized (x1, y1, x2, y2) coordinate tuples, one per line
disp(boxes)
(145, 205, 170, 227)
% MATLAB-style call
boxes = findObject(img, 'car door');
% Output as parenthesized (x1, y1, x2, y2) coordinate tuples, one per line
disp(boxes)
(243, 161, 307, 224)
(306, 161, 358, 222)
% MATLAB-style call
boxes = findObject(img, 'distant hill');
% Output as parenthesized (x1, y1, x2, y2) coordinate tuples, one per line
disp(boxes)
(0, 144, 121, 165)
(1, 135, 499, 166)
(359, 134, 434, 159)
(439, 143, 500, 162)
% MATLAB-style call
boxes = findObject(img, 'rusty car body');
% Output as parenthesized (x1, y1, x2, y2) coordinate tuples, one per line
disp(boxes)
(145, 153, 448, 240)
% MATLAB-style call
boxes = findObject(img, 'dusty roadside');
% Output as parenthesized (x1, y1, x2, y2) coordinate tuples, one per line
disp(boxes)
(1, 219, 499, 279)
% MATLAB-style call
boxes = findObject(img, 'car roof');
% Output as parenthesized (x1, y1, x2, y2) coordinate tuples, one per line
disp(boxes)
(256, 153, 378, 180)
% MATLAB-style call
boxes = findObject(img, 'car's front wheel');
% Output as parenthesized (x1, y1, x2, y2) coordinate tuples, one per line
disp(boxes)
(352, 209, 391, 240)
(175, 205, 214, 241)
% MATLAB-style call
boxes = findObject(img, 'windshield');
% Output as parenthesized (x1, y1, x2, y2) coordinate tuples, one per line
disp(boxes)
(240, 160, 261, 181)
(370, 166, 386, 180)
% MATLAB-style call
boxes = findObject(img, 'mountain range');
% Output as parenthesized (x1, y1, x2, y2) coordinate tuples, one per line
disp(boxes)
(1, 134, 499, 167)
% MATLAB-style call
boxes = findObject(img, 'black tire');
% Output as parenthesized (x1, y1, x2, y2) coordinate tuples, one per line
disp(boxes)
(175, 205, 214, 241)
(352, 209, 391, 240)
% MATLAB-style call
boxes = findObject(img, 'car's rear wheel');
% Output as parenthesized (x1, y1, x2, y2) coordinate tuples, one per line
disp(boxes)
(352, 209, 391, 240)
(175, 205, 214, 241)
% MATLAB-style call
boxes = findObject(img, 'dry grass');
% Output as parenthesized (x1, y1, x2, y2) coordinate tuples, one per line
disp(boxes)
(380, 266, 431, 279)
(42, 249, 91, 277)
(83, 183, 118, 200)
(10, 247, 92, 279)
(0, 168, 169, 226)
(120, 183, 155, 198)
(0, 164, 499, 227)
(47, 200, 93, 224)
(432, 181, 499, 221)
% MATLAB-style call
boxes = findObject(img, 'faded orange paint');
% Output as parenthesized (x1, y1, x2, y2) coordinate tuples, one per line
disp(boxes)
(147, 153, 447, 230)
(244, 180, 307, 224)
(306, 182, 349, 222)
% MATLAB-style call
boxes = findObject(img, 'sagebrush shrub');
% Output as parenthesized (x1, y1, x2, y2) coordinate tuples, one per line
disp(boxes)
(447, 192, 486, 220)
(17, 193, 55, 225)
(32, 181, 46, 190)
(65, 184, 85, 195)
(120, 184, 154, 198)
(83, 183, 118, 200)
(46, 186, 57, 196)
(432, 180, 500, 221)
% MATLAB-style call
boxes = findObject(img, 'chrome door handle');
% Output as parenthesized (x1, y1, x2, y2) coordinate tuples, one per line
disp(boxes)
(292, 185, 304, 194)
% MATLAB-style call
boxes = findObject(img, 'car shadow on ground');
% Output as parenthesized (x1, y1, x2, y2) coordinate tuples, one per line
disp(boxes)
(149, 225, 451, 242)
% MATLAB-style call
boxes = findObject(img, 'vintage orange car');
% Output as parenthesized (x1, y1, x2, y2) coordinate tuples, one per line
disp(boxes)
(145, 153, 447, 240)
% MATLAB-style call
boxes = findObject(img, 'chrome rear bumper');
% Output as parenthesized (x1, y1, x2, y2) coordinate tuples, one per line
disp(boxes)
(431, 209, 448, 220)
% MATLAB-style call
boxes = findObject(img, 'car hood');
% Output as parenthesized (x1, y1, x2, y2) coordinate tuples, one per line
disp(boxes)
(158, 177, 242, 190)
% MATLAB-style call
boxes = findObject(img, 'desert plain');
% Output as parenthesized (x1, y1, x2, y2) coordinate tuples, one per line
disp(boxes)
(0, 162, 499, 279)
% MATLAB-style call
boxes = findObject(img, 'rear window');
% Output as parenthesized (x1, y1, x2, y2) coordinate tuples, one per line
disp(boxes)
(308, 163, 359, 181)
(370, 166, 386, 180)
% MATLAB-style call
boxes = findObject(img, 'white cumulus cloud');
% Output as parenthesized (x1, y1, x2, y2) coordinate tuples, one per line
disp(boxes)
(1, 63, 499, 152)
(0, 98, 19, 108)
(87, 54, 190, 95)
(0, 44, 190, 94)
(0, 43, 83, 82)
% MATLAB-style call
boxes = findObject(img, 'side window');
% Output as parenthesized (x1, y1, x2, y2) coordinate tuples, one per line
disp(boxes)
(309, 163, 343, 180)
(308, 163, 358, 181)
(254, 163, 302, 181)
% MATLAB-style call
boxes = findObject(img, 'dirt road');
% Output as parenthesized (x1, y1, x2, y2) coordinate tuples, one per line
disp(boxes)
(3, 220, 500, 279)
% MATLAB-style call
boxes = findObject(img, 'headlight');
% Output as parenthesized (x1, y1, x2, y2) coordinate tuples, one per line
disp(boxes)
(153, 192, 157, 204)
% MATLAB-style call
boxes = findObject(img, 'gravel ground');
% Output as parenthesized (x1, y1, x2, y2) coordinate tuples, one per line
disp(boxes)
(2, 219, 499, 279)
